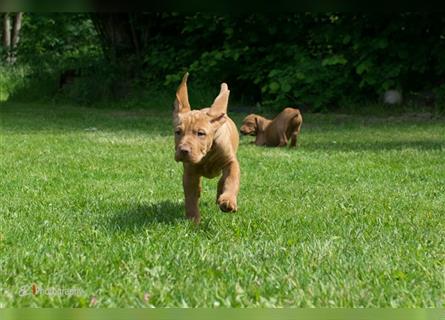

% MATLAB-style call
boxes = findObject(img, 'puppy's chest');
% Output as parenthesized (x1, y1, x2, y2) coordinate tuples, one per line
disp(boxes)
(198, 165, 222, 179)
(195, 149, 227, 178)
(265, 122, 284, 143)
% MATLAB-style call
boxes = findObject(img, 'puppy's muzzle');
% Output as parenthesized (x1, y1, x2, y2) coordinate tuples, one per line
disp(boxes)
(175, 144, 192, 162)
(240, 127, 254, 136)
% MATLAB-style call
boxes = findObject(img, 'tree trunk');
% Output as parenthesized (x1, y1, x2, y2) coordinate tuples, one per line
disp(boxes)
(90, 13, 163, 62)
(11, 12, 23, 49)
(3, 13, 11, 50)
(9, 12, 23, 63)
(2, 13, 23, 64)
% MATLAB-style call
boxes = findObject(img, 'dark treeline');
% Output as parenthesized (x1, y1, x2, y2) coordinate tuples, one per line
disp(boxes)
(1, 13, 445, 111)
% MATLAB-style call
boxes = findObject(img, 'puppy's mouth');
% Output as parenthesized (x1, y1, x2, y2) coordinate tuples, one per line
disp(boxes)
(240, 129, 255, 136)
(175, 151, 202, 164)
(175, 152, 189, 163)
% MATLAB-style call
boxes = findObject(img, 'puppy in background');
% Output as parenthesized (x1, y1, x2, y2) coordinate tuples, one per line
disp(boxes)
(173, 73, 240, 223)
(240, 108, 303, 147)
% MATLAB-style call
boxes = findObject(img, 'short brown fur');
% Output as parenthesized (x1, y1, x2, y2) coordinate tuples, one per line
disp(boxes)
(173, 73, 240, 223)
(240, 108, 303, 147)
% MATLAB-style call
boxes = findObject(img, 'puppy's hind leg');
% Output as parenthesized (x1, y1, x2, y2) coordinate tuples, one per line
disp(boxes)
(217, 160, 240, 212)
(289, 131, 298, 147)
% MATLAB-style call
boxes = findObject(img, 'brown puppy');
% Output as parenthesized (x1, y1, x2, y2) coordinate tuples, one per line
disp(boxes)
(240, 108, 303, 147)
(173, 73, 240, 223)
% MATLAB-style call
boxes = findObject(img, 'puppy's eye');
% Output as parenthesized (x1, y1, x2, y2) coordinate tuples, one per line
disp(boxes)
(175, 129, 182, 136)
(197, 131, 206, 137)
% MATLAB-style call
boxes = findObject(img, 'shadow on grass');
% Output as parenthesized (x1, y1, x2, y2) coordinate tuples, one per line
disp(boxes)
(108, 201, 185, 230)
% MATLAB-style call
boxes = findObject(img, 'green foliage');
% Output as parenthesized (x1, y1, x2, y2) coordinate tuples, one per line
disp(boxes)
(143, 13, 445, 111)
(260, 48, 352, 111)
(18, 13, 100, 69)
(0, 65, 29, 101)
(5, 13, 104, 104)
(4, 13, 445, 111)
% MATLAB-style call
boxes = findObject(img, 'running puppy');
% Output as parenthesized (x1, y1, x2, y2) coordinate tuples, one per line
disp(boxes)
(240, 108, 303, 147)
(173, 73, 240, 223)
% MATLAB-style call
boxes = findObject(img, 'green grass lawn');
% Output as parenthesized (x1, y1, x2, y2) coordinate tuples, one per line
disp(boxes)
(1, 102, 444, 307)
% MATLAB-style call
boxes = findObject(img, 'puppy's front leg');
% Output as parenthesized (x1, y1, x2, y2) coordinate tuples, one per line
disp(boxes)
(278, 132, 288, 147)
(183, 167, 201, 223)
(217, 160, 240, 212)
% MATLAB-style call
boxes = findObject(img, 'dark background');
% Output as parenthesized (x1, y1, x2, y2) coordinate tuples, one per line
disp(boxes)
(1, 13, 444, 113)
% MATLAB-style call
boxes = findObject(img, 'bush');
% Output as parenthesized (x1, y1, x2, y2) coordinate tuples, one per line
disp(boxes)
(0, 65, 29, 101)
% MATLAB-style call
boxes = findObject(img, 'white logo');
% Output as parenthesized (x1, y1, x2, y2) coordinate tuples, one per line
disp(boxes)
(17, 285, 85, 297)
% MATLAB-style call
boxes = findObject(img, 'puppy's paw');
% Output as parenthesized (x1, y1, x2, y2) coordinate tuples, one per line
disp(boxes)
(186, 211, 201, 224)
(217, 194, 237, 212)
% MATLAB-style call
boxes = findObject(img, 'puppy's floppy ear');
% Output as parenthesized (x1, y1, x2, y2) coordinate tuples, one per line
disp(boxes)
(208, 83, 230, 124)
(254, 115, 264, 131)
(174, 73, 191, 116)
